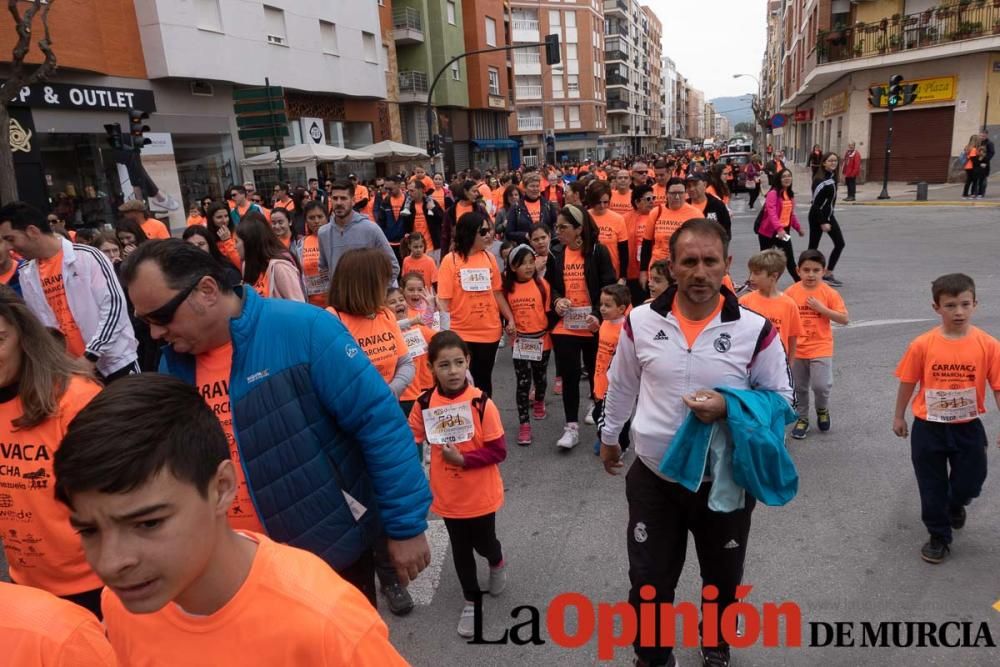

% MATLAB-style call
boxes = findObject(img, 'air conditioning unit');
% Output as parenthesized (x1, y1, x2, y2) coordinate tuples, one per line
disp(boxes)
(267, 34, 285, 45)
(190, 80, 214, 97)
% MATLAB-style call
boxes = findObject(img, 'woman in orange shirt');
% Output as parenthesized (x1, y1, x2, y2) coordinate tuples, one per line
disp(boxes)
(962, 135, 981, 198)
(441, 180, 490, 254)
(0, 291, 103, 617)
(205, 203, 241, 269)
(297, 201, 329, 307)
(235, 215, 305, 302)
(269, 206, 298, 250)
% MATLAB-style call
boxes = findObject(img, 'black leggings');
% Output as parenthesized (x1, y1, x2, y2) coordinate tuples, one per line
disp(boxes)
(444, 513, 503, 601)
(466, 340, 500, 397)
(808, 214, 846, 272)
(963, 169, 977, 197)
(551, 333, 598, 423)
(748, 183, 761, 208)
(513, 350, 550, 423)
(758, 234, 800, 282)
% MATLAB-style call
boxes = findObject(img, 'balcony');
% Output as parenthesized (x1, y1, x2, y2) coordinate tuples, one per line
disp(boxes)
(392, 7, 424, 45)
(398, 71, 428, 104)
(605, 0, 629, 17)
(515, 84, 543, 99)
(606, 50, 629, 62)
(516, 115, 544, 131)
(817, 0, 1000, 65)
(607, 99, 629, 112)
(512, 49, 541, 75)
(512, 18, 540, 43)
(605, 21, 629, 38)
(606, 73, 629, 87)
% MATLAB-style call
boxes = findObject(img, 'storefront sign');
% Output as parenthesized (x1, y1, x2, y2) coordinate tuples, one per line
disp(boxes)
(301, 117, 326, 145)
(867, 76, 956, 107)
(821, 92, 849, 117)
(793, 109, 814, 122)
(7, 82, 157, 112)
(142, 132, 174, 157)
(488, 95, 506, 109)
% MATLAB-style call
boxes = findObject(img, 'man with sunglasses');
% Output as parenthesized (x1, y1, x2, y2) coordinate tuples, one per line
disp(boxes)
(0, 202, 139, 381)
(121, 238, 432, 607)
(685, 173, 732, 240)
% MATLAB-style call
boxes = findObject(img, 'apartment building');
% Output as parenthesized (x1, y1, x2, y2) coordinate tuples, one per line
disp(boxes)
(604, 0, 661, 156)
(641, 6, 664, 153)
(686, 86, 706, 141)
(510, 0, 607, 165)
(775, 0, 1000, 182)
(661, 56, 678, 145)
(760, 0, 785, 151)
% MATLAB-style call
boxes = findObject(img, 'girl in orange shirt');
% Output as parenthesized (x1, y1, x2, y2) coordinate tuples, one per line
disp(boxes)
(297, 201, 329, 307)
(401, 271, 438, 330)
(502, 244, 553, 446)
(387, 287, 434, 424)
(401, 232, 438, 290)
(408, 331, 507, 638)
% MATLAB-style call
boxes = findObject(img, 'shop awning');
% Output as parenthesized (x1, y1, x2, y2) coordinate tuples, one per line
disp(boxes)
(471, 139, 519, 150)
(241, 143, 374, 166)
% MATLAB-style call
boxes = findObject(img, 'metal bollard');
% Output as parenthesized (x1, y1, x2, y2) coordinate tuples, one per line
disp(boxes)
(915, 182, 928, 201)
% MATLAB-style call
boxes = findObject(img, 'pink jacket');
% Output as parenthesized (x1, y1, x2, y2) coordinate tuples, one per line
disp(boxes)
(842, 150, 861, 178)
(759, 189, 801, 238)
(266, 258, 306, 301)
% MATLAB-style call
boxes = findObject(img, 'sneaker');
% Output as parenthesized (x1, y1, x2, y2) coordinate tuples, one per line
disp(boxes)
(488, 561, 507, 596)
(816, 408, 831, 432)
(457, 603, 476, 638)
(554, 377, 563, 395)
(822, 273, 844, 287)
(701, 645, 731, 666)
(920, 536, 950, 564)
(556, 423, 580, 449)
(791, 418, 809, 439)
(381, 583, 414, 616)
(498, 334, 506, 348)
(532, 400, 547, 420)
(584, 401, 596, 425)
(517, 423, 532, 446)
(949, 505, 967, 530)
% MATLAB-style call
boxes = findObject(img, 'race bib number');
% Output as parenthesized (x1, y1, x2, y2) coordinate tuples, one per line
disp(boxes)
(512, 336, 543, 361)
(423, 402, 475, 445)
(564, 306, 592, 330)
(925, 387, 978, 423)
(404, 328, 427, 358)
(304, 271, 329, 296)
(460, 267, 491, 292)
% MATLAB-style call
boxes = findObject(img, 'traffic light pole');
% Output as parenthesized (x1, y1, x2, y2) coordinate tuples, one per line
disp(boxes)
(265, 77, 285, 184)
(877, 103, 894, 200)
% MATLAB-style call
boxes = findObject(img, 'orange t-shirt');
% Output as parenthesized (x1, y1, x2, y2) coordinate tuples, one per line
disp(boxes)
(524, 198, 541, 224)
(186, 214, 205, 227)
(553, 247, 592, 337)
(402, 253, 438, 288)
(739, 291, 803, 353)
(400, 322, 436, 403)
(37, 250, 86, 357)
(388, 193, 405, 223)
(454, 201, 475, 225)
(411, 201, 435, 252)
(217, 238, 241, 270)
(673, 295, 724, 349)
(784, 281, 846, 359)
(0, 260, 17, 285)
(408, 386, 505, 518)
(590, 209, 627, 278)
(507, 278, 551, 350)
(300, 234, 327, 307)
(328, 307, 408, 385)
(141, 218, 170, 240)
(0, 376, 103, 596)
(625, 209, 655, 280)
(101, 532, 407, 666)
(196, 342, 264, 533)
(431, 188, 446, 210)
(0, 581, 117, 666)
(437, 251, 502, 343)
(273, 198, 296, 214)
(644, 203, 701, 265)
(609, 189, 632, 216)
(411, 175, 434, 192)
(895, 326, 1000, 423)
(278, 235, 292, 249)
(779, 192, 793, 229)
(594, 317, 625, 400)
(652, 184, 667, 207)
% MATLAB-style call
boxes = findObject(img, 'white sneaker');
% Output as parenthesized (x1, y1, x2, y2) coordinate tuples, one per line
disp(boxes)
(556, 423, 580, 449)
(488, 561, 507, 596)
(457, 603, 476, 638)
(584, 401, 596, 425)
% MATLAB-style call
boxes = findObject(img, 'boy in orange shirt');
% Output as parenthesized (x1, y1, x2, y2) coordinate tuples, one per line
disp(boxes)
(785, 249, 848, 439)
(592, 284, 631, 455)
(739, 248, 803, 359)
(52, 375, 408, 666)
(893, 273, 1000, 564)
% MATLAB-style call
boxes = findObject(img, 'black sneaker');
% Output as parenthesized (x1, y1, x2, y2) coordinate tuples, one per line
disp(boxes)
(381, 582, 414, 616)
(920, 536, 950, 564)
(701, 645, 731, 667)
(949, 506, 967, 530)
(823, 273, 844, 287)
(816, 408, 831, 432)
(791, 418, 809, 439)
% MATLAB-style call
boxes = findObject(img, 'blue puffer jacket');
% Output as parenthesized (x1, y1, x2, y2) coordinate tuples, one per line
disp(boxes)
(160, 287, 432, 570)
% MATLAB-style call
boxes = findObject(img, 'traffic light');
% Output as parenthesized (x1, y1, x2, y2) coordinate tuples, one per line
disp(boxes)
(868, 86, 885, 108)
(103, 123, 124, 151)
(887, 74, 904, 108)
(544, 34, 560, 65)
(544, 131, 555, 152)
(128, 108, 151, 151)
(900, 83, 918, 107)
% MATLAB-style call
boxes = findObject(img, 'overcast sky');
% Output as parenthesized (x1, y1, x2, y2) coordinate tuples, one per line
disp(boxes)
(643, 0, 768, 102)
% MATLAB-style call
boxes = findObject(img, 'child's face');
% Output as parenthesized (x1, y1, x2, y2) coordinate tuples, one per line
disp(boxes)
(748, 269, 779, 292)
(798, 260, 824, 287)
(403, 278, 425, 305)
(599, 294, 627, 320)
(513, 255, 535, 282)
(409, 238, 425, 257)
(933, 290, 976, 329)
(432, 347, 469, 392)
(500, 247, 512, 264)
(386, 291, 407, 318)
(648, 268, 669, 300)
(530, 229, 550, 256)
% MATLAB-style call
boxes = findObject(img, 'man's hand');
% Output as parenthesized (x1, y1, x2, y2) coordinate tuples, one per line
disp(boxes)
(387, 534, 431, 586)
(682, 390, 727, 423)
(892, 417, 909, 438)
(600, 443, 624, 475)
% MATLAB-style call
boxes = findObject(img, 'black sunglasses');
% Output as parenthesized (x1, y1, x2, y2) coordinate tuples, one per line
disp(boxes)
(139, 276, 205, 326)
(478, 227, 492, 237)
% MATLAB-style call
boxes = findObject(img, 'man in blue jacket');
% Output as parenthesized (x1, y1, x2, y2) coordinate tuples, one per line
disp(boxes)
(121, 239, 433, 607)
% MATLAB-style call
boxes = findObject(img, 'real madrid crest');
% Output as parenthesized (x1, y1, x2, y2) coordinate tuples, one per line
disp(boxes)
(713, 332, 732, 353)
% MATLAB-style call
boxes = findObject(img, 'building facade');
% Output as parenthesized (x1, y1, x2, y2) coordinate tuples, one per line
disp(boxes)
(760, 0, 786, 152)
(641, 6, 664, 153)
(604, 0, 661, 156)
(686, 85, 706, 142)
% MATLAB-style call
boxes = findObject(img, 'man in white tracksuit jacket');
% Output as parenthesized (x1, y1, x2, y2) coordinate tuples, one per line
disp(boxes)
(600, 218, 793, 667)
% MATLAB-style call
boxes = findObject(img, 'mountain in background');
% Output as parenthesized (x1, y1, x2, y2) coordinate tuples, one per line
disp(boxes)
(709, 96, 754, 127)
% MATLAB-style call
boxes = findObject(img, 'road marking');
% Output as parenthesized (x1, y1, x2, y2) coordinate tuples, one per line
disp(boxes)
(843, 318, 934, 329)
(407, 519, 449, 606)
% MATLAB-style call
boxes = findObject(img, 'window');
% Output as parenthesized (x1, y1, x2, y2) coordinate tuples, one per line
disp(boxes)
(568, 75, 579, 93)
(320, 21, 338, 55)
(196, 0, 222, 32)
(549, 10, 560, 27)
(551, 74, 563, 97)
(447, 0, 456, 25)
(485, 17, 497, 46)
(566, 44, 577, 61)
(565, 11, 576, 28)
(362, 31, 377, 63)
(488, 67, 500, 95)
(568, 106, 580, 128)
(451, 62, 461, 81)
(264, 5, 286, 45)
(554, 106, 565, 130)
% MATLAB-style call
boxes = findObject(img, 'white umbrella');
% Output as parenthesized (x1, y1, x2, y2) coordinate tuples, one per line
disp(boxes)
(241, 143, 374, 166)
(359, 139, 428, 159)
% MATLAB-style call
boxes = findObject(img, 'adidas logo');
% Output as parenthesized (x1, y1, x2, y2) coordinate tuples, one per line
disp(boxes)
(653, 330, 669, 341)
(723, 539, 740, 549)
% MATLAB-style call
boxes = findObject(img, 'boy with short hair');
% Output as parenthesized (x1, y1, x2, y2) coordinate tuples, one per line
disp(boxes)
(784, 249, 849, 439)
(646, 258, 671, 302)
(593, 284, 632, 454)
(52, 375, 408, 666)
(739, 248, 804, 359)
(892, 273, 1000, 564)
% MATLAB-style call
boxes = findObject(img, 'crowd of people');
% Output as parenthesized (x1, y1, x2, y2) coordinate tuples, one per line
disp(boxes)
(1, 142, 996, 667)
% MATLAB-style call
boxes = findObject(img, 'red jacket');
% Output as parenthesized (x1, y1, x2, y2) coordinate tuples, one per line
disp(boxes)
(842, 150, 861, 178)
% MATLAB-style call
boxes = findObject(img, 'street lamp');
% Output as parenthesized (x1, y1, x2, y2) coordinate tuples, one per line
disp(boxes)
(733, 73, 760, 86)
(733, 74, 763, 148)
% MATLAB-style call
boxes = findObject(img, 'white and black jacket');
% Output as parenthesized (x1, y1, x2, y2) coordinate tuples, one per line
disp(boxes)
(18, 236, 139, 376)
(602, 285, 793, 469)
(809, 174, 837, 225)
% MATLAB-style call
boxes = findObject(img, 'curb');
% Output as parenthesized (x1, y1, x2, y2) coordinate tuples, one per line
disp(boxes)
(844, 200, 1000, 208)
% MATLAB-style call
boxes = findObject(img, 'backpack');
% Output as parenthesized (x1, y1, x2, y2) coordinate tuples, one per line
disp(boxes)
(752, 205, 765, 234)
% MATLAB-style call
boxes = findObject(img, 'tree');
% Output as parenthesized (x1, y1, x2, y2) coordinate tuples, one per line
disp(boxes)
(734, 121, 755, 135)
(0, 0, 57, 204)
